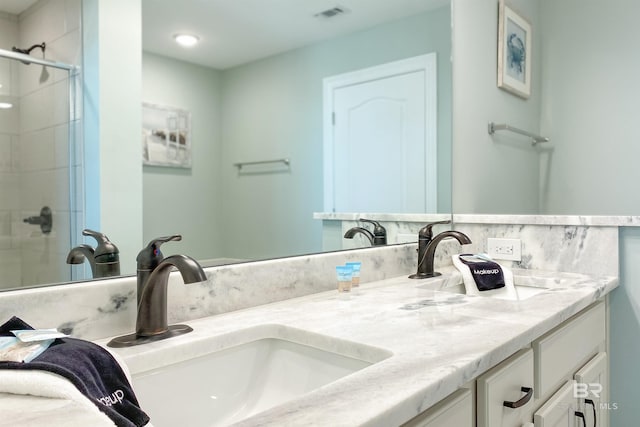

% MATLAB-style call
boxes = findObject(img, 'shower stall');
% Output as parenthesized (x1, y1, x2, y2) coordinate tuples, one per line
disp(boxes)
(0, 42, 83, 289)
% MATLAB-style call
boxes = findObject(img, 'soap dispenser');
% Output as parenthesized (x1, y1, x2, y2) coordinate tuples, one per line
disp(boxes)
(66, 229, 120, 278)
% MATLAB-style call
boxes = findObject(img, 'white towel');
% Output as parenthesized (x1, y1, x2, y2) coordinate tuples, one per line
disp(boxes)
(452, 255, 518, 300)
(0, 346, 151, 427)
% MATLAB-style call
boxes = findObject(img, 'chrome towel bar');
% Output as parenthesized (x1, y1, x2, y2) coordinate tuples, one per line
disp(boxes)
(233, 158, 290, 170)
(488, 122, 550, 145)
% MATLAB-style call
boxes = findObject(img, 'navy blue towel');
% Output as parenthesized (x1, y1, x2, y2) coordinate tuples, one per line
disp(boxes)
(458, 254, 506, 291)
(0, 316, 149, 427)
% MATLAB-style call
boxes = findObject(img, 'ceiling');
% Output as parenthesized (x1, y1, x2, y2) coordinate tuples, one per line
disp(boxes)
(142, 0, 448, 69)
(0, 0, 38, 15)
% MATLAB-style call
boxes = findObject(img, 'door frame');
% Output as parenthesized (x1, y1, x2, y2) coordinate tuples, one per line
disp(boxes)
(322, 53, 438, 213)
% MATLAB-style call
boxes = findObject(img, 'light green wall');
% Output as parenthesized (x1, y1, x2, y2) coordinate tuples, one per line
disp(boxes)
(141, 53, 223, 260)
(83, 0, 142, 274)
(452, 0, 542, 214)
(538, 0, 640, 215)
(219, 7, 452, 259)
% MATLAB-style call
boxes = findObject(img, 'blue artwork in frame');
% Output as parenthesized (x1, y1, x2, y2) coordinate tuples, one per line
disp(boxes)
(498, 1, 532, 98)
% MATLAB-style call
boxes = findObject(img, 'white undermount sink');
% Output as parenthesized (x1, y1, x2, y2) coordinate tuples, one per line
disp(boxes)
(132, 324, 391, 427)
(441, 282, 548, 300)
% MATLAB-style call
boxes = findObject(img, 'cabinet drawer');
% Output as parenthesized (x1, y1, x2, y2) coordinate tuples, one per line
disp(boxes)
(533, 302, 605, 398)
(477, 348, 534, 427)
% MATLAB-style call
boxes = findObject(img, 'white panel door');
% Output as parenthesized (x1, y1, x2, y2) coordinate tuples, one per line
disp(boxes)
(534, 380, 578, 427)
(323, 54, 437, 213)
(575, 352, 608, 427)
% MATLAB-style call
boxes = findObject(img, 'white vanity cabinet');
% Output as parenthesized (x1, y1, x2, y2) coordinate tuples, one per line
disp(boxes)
(532, 301, 607, 427)
(402, 300, 608, 427)
(476, 348, 535, 427)
(402, 388, 473, 427)
(472, 301, 607, 427)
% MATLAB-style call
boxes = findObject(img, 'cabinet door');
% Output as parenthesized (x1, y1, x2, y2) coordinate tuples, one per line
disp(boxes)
(575, 352, 608, 427)
(533, 302, 605, 399)
(534, 380, 579, 427)
(477, 348, 534, 427)
(401, 388, 473, 427)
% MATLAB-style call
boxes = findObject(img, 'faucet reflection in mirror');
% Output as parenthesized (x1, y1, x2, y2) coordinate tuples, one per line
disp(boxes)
(344, 219, 388, 246)
(66, 229, 120, 279)
(410, 220, 471, 279)
(108, 235, 207, 348)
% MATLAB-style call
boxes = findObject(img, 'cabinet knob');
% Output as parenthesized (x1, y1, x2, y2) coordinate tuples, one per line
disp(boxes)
(503, 386, 533, 409)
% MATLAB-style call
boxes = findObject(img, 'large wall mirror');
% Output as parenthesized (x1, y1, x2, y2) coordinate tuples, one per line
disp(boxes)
(4, 0, 635, 293)
(0, 0, 453, 291)
(140, 0, 452, 265)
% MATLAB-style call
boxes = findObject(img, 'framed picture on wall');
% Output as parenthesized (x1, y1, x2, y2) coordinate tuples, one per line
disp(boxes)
(142, 102, 192, 168)
(497, 0, 532, 99)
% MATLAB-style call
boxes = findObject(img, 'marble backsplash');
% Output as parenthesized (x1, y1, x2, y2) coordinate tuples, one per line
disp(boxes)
(328, 215, 619, 276)
(0, 215, 622, 342)
(0, 244, 417, 341)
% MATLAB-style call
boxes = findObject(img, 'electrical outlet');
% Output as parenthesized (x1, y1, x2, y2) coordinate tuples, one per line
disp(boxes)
(487, 238, 522, 261)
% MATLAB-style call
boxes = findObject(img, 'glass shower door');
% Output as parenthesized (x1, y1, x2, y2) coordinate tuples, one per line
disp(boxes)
(0, 53, 83, 289)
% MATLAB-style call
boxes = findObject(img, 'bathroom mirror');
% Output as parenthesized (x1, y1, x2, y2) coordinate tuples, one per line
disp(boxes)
(140, 0, 453, 266)
(0, 0, 453, 291)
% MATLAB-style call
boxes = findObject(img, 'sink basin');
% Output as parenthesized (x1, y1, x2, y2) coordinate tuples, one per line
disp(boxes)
(132, 324, 391, 427)
(440, 282, 548, 300)
(432, 269, 589, 301)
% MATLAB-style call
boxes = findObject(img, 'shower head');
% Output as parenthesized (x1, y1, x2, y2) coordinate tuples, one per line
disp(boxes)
(11, 42, 46, 65)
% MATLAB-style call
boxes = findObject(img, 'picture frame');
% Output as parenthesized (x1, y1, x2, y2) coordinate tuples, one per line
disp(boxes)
(142, 102, 192, 168)
(497, 0, 532, 99)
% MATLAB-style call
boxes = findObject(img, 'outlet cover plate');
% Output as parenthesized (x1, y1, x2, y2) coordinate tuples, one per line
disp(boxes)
(487, 238, 522, 261)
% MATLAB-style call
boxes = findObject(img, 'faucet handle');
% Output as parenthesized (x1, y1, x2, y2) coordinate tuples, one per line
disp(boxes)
(418, 220, 452, 240)
(82, 229, 119, 261)
(137, 235, 182, 270)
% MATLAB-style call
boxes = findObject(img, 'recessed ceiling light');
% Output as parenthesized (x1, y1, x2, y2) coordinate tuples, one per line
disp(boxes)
(0, 102, 13, 109)
(174, 34, 200, 47)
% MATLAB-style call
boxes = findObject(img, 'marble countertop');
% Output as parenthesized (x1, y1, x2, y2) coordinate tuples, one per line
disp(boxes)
(105, 268, 618, 427)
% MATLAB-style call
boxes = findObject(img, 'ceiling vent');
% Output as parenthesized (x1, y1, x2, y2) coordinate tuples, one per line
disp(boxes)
(314, 6, 350, 19)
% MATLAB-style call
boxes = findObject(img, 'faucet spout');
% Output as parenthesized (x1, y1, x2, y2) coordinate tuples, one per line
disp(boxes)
(136, 255, 207, 337)
(344, 227, 376, 245)
(66, 229, 120, 278)
(344, 219, 387, 246)
(410, 229, 472, 279)
(66, 244, 96, 276)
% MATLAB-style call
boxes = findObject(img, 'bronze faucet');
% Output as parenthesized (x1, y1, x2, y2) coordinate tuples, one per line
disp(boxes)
(409, 221, 472, 279)
(344, 219, 387, 246)
(66, 229, 120, 278)
(108, 235, 206, 347)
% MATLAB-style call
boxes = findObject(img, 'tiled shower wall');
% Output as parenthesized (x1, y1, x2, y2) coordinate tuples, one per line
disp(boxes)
(0, 0, 82, 289)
